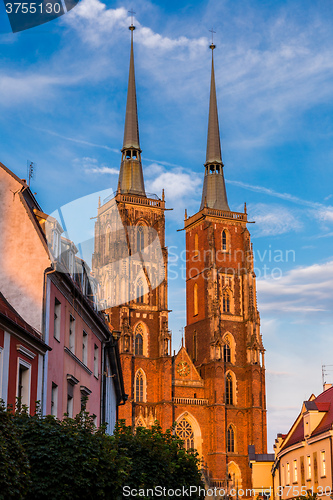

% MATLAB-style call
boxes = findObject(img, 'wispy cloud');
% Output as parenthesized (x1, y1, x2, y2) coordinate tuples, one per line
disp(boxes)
(249, 203, 302, 237)
(229, 180, 333, 229)
(73, 157, 119, 175)
(41, 129, 118, 153)
(257, 260, 333, 315)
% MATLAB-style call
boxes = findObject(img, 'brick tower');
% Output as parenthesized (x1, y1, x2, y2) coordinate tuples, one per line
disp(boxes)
(182, 41, 267, 490)
(92, 23, 172, 429)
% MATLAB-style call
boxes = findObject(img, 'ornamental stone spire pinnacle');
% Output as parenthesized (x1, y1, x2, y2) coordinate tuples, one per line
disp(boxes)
(118, 20, 146, 196)
(200, 40, 229, 211)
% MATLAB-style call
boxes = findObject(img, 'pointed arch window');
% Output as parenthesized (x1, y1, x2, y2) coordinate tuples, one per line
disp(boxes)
(134, 333, 143, 356)
(224, 342, 231, 363)
(136, 278, 144, 303)
(222, 230, 227, 251)
(135, 370, 146, 402)
(193, 283, 198, 316)
(193, 331, 197, 362)
(226, 373, 234, 405)
(175, 419, 194, 450)
(194, 233, 199, 258)
(227, 426, 235, 452)
(137, 225, 144, 252)
(134, 324, 144, 356)
(223, 290, 231, 313)
(106, 225, 111, 254)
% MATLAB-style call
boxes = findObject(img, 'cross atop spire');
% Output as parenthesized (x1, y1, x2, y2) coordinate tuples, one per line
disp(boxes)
(128, 9, 136, 29)
(209, 27, 216, 47)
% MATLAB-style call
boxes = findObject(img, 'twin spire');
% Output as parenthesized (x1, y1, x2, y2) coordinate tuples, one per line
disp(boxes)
(117, 24, 230, 211)
(117, 23, 145, 196)
(200, 42, 230, 211)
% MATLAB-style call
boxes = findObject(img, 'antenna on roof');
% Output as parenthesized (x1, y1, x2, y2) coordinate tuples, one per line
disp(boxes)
(322, 364, 333, 391)
(27, 160, 36, 187)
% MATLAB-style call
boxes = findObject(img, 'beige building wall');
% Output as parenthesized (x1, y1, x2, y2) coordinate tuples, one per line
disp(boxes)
(252, 461, 274, 496)
(0, 164, 51, 332)
(275, 435, 333, 499)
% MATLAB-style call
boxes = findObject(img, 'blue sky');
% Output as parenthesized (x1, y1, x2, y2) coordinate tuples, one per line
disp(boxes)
(1, 0, 333, 448)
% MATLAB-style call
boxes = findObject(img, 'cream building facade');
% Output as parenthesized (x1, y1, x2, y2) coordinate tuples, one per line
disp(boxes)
(273, 385, 333, 500)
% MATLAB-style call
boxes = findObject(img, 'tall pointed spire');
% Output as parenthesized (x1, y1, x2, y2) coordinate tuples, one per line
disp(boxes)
(206, 46, 222, 165)
(118, 22, 146, 196)
(200, 41, 229, 211)
(123, 25, 140, 151)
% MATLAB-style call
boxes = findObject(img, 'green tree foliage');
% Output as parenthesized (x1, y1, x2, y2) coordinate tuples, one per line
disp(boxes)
(0, 405, 204, 499)
(0, 401, 30, 499)
(114, 420, 204, 499)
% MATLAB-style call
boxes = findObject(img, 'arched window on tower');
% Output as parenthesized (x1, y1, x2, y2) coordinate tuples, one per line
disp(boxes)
(222, 230, 227, 251)
(137, 225, 144, 252)
(135, 370, 146, 402)
(134, 333, 143, 356)
(227, 426, 235, 452)
(175, 419, 195, 450)
(194, 233, 199, 258)
(226, 373, 234, 405)
(193, 283, 198, 316)
(105, 225, 111, 254)
(223, 290, 231, 313)
(193, 331, 197, 362)
(134, 324, 144, 355)
(224, 342, 231, 363)
(136, 278, 144, 303)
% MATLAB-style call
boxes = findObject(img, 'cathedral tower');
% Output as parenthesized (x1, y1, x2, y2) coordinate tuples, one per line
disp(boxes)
(92, 24, 172, 429)
(183, 42, 267, 490)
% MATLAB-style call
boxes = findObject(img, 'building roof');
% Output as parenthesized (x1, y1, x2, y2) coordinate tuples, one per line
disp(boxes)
(281, 386, 333, 450)
(0, 292, 41, 339)
(0, 292, 50, 353)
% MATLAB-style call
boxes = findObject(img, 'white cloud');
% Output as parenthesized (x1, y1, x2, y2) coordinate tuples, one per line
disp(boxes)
(74, 157, 119, 175)
(65, 0, 207, 54)
(257, 260, 333, 315)
(145, 163, 201, 200)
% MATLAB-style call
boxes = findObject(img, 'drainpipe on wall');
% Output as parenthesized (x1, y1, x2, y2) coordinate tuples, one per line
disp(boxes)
(41, 266, 56, 416)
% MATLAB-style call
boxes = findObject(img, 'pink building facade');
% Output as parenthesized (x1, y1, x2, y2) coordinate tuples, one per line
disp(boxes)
(0, 162, 126, 431)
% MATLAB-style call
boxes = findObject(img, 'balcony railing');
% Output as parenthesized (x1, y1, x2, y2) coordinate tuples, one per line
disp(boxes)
(172, 397, 208, 406)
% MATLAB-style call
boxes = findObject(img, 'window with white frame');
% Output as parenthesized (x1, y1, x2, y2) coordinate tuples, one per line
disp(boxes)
(82, 331, 88, 365)
(321, 451, 326, 477)
(51, 383, 58, 417)
(17, 359, 31, 410)
(54, 298, 61, 341)
(307, 455, 311, 480)
(69, 315, 75, 353)
(94, 344, 99, 378)
(293, 460, 298, 483)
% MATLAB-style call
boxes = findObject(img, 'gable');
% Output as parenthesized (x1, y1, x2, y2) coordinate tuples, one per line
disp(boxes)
(174, 346, 203, 387)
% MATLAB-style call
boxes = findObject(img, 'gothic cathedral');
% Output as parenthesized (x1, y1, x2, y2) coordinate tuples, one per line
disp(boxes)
(92, 24, 267, 491)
